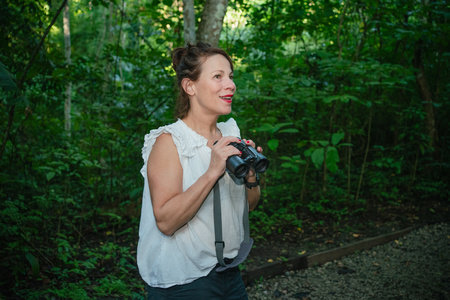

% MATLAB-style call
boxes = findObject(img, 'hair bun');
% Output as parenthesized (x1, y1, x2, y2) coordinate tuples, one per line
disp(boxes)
(172, 43, 213, 74)
(172, 47, 188, 73)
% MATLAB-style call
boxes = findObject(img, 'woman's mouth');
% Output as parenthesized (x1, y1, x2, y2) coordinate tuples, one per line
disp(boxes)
(220, 95, 233, 103)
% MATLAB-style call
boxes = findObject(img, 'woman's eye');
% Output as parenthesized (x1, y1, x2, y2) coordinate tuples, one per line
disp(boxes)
(214, 74, 221, 79)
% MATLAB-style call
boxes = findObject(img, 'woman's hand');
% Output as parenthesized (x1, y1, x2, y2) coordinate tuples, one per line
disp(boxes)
(207, 136, 242, 179)
(241, 138, 263, 182)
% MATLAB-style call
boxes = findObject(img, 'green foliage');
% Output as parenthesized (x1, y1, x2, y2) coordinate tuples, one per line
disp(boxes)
(1, 0, 449, 297)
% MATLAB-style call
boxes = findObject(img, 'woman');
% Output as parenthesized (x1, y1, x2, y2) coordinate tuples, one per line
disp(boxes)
(137, 42, 263, 299)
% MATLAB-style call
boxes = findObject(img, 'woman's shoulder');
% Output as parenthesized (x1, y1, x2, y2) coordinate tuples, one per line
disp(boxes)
(218, 117, 240, 137)
(140, 121, 183, 177)
(141, 119, 202, 162)
(144, 120, 182, 141)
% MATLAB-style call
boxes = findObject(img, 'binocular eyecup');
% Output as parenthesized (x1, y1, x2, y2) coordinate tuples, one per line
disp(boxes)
(226, 140, 269, 178)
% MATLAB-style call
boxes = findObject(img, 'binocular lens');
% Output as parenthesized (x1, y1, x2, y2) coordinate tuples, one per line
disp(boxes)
(226, 156, 249, 178)
(234, 164, 250, 178)
(254, 158, 269, 173)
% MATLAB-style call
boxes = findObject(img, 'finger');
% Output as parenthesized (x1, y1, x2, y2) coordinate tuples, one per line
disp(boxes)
(216, 136, 241, 147)
(257, 146, 263, 153)
(225, 145, 242, 157)
(213, 141, 241, 158)
(243, 139, 256, 148)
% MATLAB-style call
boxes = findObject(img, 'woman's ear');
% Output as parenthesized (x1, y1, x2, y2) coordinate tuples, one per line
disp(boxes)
(181, 78, 195, 96)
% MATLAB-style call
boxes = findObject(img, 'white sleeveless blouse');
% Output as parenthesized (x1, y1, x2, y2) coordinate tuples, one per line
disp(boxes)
(137, 118, 246, 288)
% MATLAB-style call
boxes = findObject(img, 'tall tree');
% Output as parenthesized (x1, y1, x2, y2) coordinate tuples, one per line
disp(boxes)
(197, 0, 229, 46)
(182, 0, 229, 46)
(63, 0, 72, 135)
(413, 39, 437, 149)
(183, 0, 196, 44)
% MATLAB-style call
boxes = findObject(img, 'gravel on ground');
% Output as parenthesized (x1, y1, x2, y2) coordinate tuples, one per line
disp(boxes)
(246, 223, 449, 300)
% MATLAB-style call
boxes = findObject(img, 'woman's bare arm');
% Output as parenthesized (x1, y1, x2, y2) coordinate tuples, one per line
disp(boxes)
(147, 134, 241, 236)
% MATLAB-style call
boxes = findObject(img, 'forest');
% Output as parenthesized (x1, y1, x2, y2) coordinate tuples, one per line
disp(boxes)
(1, 0, 449, 298)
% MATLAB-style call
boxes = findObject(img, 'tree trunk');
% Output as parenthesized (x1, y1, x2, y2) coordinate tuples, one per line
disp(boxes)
(197, 0, 229, 46)
(413, 40, 437, 149)
(102, 2, 114, 95)
(63, 0, 72, 135)
(353, 8, 368, 62)
(346, 103, 353, 197)
(95, 6, 108, 60)
(336, 0, 348, 60)
(183, 0, 196, 45)
(355, 108, 372, 205)
(300, 160, 309, 205)
(323, 102, 337, 193)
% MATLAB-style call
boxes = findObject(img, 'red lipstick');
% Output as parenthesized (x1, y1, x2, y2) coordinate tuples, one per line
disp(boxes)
(220, 94, 233, 103)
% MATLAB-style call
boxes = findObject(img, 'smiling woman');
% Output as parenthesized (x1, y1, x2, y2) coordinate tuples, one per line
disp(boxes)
(137, 42, 264, 299)
(183, 53, 236, 117)
(171, 43, 235, 120)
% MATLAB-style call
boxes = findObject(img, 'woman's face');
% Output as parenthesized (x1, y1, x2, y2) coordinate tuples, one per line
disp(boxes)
(189, 54, 236, 116)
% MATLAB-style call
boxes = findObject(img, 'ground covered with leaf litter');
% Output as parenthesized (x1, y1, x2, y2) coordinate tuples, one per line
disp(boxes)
(246, 222, 449, 299)
(244, 199, 448, 269)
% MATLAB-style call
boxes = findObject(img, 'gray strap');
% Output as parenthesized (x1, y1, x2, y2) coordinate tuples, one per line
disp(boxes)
(213, 180, 253, 272)
(213, 182, 226, 267)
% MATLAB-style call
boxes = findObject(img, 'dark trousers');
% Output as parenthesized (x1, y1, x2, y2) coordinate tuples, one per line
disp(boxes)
(145, 265, 248, 300)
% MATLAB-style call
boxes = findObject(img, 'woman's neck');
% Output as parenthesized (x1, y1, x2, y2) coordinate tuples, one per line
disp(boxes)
(182, 112, 221, 141)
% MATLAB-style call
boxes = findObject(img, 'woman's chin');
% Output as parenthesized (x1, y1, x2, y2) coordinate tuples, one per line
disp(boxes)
(220, 107, 232, 115)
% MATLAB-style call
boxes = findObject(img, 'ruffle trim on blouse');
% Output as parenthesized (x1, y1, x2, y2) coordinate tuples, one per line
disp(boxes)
(217, 117, 240, 138)
(140, 118, 240, 178)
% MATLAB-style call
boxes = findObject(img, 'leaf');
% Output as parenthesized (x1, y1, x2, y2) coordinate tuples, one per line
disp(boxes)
(318, 140, 329, 147)
(272, 122, 294, 132)
(304, 147, 314, 157)
(81, 261, 96, 269)
(311, 148, 324, 169)
(129, 187, 142, 199)
(339, 143, 353, 147)
(255, 122, 294, 134)
(296, 140, 308, 148)
(281, 162, 299, 173)
(100, 212, 122, 221)
(46, 172, 56, 181)
(25, 253, 40, 277)
(278, 128, 299, 134)
(253, 123, 274, 133)
(323, 94, 358, 104)
(326, 147, 340, 173)
(267, 139, 279, 151)
(331, 132, 345, 145)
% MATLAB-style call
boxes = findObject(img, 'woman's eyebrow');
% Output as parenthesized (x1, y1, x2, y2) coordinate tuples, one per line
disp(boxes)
(210, 70, 233, 74)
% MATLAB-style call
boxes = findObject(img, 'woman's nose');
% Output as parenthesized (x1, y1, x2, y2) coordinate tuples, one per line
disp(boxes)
(225, 78, 236, 91)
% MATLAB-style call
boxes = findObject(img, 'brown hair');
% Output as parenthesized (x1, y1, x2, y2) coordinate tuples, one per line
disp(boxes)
(172, 42, 234, 119)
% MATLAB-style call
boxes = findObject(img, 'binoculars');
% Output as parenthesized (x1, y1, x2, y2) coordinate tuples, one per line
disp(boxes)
(226, 140, 269, 178)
